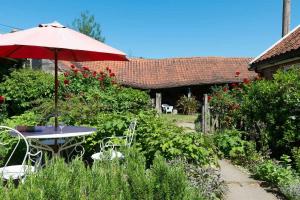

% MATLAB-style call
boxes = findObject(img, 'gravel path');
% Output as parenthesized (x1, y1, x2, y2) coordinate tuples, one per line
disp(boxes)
(219, 160, 278, 200)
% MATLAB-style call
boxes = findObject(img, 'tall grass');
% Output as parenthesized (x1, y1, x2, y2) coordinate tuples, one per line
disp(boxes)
(0, 148, 204, 200)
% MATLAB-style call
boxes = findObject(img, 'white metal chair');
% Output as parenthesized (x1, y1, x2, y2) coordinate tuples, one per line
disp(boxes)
(162, 104, 174, 114)
(0, 126, 42, 181)
(91, 119, 137, 161)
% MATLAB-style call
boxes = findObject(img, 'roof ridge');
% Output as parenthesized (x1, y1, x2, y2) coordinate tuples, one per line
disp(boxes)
(129, 56, 252, 61)
(250, 24, 300, 64)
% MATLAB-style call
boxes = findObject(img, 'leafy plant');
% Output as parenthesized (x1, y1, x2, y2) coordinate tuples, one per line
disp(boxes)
(210, 68, 300, 162)
(0, 69, 54, 116)
(0, 148, 206, 200)
(169, 159, 227, 200)
(253, 160, 295, 186)
(279, 180, 300, 200)
(214, 129, 261, 167)
(292, 147, 300, 173)
(176, 95, 199, 115)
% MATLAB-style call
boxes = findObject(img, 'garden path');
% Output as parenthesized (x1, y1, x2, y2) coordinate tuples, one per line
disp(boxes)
(219, 159, 279, 200)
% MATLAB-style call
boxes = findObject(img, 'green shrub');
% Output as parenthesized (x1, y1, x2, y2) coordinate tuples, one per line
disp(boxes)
(169, 159, 227, 200)
(0, 111, 43, 166)
(136, 112, 218, 166)
(210, 68, 300, 162)
(0, 149, 205, 200)
(279, 180, 300, 200)
(176, 95, 199, 115)
(0, 69, 54, 116)
(292, 147, 300, 173)
(253, 159, 295, 186)
(214, 129, 261, 167)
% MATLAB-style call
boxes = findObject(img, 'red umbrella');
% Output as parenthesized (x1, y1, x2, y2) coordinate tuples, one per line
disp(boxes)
(0, 21, 128, 129)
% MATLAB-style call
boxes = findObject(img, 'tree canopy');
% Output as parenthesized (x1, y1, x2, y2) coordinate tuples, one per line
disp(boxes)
(72, 11, 105, 42)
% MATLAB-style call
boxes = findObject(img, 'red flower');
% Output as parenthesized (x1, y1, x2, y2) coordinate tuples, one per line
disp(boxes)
(208, 96, 212, 102)
(106, 67, 110, 71)
(83, 66, 90, 71)
(98, 77, 104, 81)
(108, 69, 112, 73)
(100, 71, 104, 75)
(64, 72, 69, 77)
(223, 87, 228, 92)
(230, 83, 237, 87)
(73, 69, 79, 74)
(64, 79, 70, 85)
(235, 71, 240, 77)
(243, 78, 250, 84)
(83, 73, 89, 78)
(109, 73, 115, 77)
(70, 64, 75, 69)
(92, 71, 97, 77)
(0, 96, 5, 104)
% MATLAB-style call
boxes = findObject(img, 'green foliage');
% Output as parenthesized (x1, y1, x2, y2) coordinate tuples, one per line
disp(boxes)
(136, 112, 218, 166)
(214, 129, 261, 167)
(72, 10, 105, 42)
(241, 68, 300, 158)
(279, 180, 300, 200)
(292, 147, 300, 173)
(169, 159, 227, 200)
(0, 111, 42, 166)
(0, 103, 7, 123)
(209, 85, 243, 128)
(253, 159, 295, 186)
(210, 68, 300, 164)
(0, 69, 54, 116)
(176, 95, 199, 115)
(0, 149, 205, 200)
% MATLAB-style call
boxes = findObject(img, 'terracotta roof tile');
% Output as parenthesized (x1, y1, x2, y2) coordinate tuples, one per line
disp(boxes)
(251, 25, 300, 66)
(60, 57, 255, 89)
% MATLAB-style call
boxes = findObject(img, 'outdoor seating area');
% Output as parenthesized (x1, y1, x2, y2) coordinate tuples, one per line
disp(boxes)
(0, 119, 137, 182)
(1, 1, 300, 200)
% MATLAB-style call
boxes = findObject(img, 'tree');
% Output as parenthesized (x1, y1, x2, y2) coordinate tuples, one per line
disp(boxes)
(72, 11, 105, 42)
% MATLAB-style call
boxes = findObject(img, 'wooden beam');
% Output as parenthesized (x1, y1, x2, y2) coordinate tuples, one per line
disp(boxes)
(155, 92, 162, 113)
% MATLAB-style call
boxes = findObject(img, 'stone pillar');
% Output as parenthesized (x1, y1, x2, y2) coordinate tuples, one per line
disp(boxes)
(155, 92, 162, 113)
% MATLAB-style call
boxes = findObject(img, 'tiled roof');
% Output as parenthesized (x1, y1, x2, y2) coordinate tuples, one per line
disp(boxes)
(250, 25, 300, 66)
(60, 57, 255, 89)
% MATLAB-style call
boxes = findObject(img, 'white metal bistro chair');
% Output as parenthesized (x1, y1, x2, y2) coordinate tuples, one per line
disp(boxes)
(161, 104, 174, 114)
(0, 126, 42, 181)
(91, 119, 137, 161)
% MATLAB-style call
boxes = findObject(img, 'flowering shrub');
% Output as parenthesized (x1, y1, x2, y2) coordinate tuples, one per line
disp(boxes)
(210, 67, 300, 167)
(61, 65, 118, 97)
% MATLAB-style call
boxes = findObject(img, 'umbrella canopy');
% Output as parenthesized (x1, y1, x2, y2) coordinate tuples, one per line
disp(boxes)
(0, 21, 127, 61)
(0, 21, 128, 129)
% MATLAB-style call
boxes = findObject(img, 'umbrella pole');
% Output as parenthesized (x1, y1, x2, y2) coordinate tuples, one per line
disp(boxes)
(54, 49, 58, 130)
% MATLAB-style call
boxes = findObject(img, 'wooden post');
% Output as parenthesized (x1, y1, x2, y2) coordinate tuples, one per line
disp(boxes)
(282, 0, 291, 37)
(202, 94, 210, 133)
(155, 92, 162, 113)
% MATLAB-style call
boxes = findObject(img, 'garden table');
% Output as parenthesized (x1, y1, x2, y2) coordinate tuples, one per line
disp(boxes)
(19, 126, 96, 158)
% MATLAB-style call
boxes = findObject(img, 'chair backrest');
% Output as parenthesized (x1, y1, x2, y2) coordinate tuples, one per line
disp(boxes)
(0, 126, 42, 170)
(0, 126, 30, 168)
(126, 119, 137, 147)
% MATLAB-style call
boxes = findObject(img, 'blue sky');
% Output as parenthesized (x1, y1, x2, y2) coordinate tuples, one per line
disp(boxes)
(0, 0, 300, 58)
